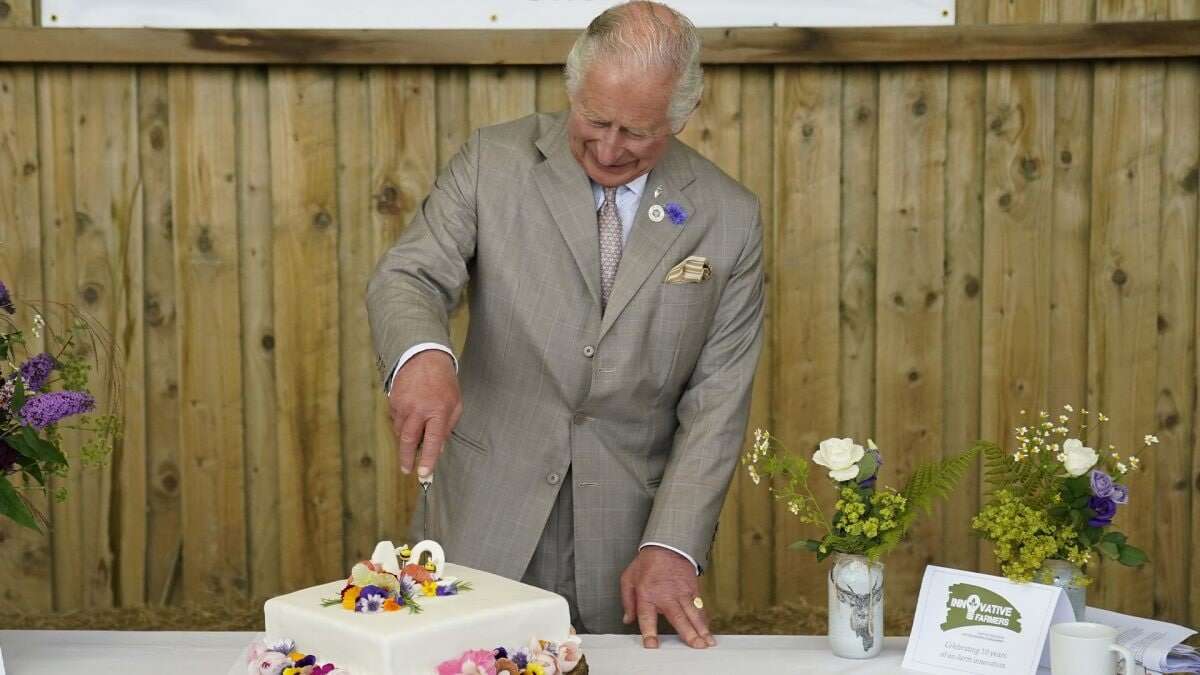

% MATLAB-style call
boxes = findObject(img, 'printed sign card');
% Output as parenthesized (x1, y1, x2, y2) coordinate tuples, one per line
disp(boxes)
(903, 565, 1075, 674)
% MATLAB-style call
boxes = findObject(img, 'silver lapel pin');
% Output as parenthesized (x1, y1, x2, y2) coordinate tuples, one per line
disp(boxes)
(653, 185, 664, 198)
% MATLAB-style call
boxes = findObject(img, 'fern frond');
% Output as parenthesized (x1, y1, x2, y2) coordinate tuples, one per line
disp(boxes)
(864, 442, 989, 559)
(902, 441, 992, 514)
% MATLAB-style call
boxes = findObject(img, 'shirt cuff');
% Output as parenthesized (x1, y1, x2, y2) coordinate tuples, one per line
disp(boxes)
(639, 542, 701, 576)
(386, 343, 458, 395)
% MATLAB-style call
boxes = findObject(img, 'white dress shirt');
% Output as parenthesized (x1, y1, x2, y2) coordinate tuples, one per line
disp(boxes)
(387, 171, 700, 575)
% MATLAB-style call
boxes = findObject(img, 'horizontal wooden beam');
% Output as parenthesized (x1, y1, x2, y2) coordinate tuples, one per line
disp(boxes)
(0, 21, 1198, 65)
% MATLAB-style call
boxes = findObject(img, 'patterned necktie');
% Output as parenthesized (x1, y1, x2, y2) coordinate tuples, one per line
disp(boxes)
(598, 186, 623, 309)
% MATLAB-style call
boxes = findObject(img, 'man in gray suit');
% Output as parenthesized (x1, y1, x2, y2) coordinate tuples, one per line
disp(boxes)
(367, 1, 762, 649)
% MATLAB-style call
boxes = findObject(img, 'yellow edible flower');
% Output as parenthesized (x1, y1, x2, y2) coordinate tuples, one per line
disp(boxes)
(526, 664, 546, 675)
(422, 580, 438, 597)
(342, 585, 361, 610)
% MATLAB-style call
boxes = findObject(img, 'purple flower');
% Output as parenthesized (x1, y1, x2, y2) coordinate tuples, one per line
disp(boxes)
(436, 583, 458, 596)
(493, 647, 508, 660)
(20, 391, 94, 429)
(1109, 482, 1129, 505)
(19, 353, 56, 392)
(1089, 469, 1115, 499)
(665, 202, 687, 226)
(356, 585, 388, 613)
(0, 281, 13, 314)
(1088, 495, 1117, 527)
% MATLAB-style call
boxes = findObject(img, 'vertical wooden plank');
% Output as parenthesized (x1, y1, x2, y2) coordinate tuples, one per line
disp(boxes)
(1175, 0, 1200, 633)
(1156, 0, 1198, 626)
(737, 64, 775, 610)
(839, 66, 878, 454)
(876, 63, 948, 614)
(269, 66, 343, 590)
(237, 66, 279, 600)
(91, 63, 147, 607)
(139, 66, 182, 606)
(771, 65, 841, 605)
(942, 0, 987, 572)
(467, 66, 536, 131)
(1048, 0, 1094, 412)
(1089, 0, 1166, 616)
(169, 65, 248, 600)
(335, 66, 378, 567)
(677, 67, 742, 614)
(37, 65, 82, 610)
(0, 0, 51, 612)
(362, 66, 437, 547)
(535, 65, 569, 114)
(978, 0, 1058, 574)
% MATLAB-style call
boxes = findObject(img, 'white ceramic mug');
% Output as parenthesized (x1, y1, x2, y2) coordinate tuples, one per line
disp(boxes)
(1050, 622, 1134, 675)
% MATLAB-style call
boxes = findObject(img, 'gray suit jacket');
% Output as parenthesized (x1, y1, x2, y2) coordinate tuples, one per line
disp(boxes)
(366, 111, 763, 631)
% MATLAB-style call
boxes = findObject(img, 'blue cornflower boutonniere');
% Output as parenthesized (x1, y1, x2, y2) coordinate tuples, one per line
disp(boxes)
(665, 202, 687, 226)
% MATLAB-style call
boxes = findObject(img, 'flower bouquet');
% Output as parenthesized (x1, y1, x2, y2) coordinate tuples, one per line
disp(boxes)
(0, 280, 121, 531)
(744, 430, 978, 658)
(972, 405, 1151, 618)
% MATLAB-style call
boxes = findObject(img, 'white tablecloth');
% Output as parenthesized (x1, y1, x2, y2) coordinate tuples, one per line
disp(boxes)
(0, 630, 920, 674)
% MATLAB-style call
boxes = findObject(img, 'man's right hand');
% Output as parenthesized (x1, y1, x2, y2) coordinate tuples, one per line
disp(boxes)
(387, 350, 462, 478)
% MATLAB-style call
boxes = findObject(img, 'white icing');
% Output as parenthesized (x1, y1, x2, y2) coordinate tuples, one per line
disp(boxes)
(407, 540, 446, 579)
(369, 540, 402, 577)
(264, 563, 570, 675)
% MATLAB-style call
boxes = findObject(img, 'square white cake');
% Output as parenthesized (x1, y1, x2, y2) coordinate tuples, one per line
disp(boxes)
(262, 562, 572, 674)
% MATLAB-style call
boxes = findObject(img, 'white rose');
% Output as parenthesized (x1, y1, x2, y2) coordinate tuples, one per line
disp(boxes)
(1061, 438, 1098, 476)
(813, 437, 865, 482)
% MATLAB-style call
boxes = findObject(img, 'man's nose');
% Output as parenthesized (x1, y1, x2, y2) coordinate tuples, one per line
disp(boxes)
(595, 129, 624, 165)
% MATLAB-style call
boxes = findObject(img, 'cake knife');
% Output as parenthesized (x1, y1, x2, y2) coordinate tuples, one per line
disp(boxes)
(418, 472, 432, 541)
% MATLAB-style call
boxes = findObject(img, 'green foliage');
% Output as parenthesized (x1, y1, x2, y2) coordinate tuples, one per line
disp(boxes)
(746, 431, 978, 562)
(974, 406, 1153, 583)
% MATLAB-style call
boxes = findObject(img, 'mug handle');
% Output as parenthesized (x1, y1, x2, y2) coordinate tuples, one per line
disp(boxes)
(1110, 643, 1135, 675)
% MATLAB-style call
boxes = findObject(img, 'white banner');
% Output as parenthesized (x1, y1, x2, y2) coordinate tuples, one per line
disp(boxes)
(42, 0, 953, 29)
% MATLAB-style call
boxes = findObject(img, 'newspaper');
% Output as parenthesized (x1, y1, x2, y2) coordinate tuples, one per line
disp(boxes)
(1086, 607, 1199, 674)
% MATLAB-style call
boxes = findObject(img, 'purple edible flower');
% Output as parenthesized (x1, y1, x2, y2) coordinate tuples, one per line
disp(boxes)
(665, 202, 687, 225)
(436, 583, 458, 596)
(19, 353, 56, 392)
(293, 654, 317, 668)
(512, 649, 529, 669)
(356, 585, 388, 613)
(1087, 495, 1117, 527)
(1109, 483, 1129, 505)
(19, 391, 94, 429)
(493, 647, 508, 660)
(0, 281, 13, 314)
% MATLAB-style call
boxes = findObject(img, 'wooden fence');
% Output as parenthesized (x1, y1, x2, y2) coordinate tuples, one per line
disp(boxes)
(1, 0, 1198, 628)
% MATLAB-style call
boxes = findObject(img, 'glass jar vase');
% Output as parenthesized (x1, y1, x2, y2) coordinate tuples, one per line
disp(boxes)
(827, 552, 885, 659)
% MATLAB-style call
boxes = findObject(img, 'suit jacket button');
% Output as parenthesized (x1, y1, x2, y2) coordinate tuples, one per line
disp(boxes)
(582, 345, 595, 358)
(547, 472, 562, 485)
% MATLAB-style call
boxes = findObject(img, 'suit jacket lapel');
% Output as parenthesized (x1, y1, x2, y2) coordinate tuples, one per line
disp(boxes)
(598, 139, 696, 340)
(533, 114, 602, 308)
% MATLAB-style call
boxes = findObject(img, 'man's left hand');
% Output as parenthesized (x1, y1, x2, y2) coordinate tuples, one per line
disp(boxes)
(620, 546, 716, 649)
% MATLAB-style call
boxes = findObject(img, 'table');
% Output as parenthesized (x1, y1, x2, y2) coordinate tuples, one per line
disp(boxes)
(0, 630, 919, 674)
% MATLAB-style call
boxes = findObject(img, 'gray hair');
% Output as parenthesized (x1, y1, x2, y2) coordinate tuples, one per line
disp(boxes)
(564, 1, 703, 132)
